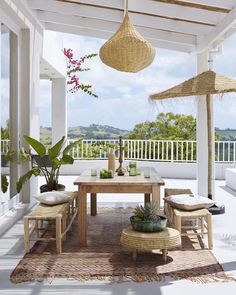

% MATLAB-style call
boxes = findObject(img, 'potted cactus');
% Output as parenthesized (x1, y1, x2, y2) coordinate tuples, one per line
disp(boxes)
(130, 202, 167, 232)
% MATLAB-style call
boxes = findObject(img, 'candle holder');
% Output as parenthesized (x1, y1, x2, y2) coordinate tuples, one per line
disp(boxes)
(116, 136, 126, 176)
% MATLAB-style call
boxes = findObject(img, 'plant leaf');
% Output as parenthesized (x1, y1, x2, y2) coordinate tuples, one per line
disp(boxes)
(1, 175, 8, 193)
(16, 168, 40, 193)
(63, 139, 82, 155)
(48, 136, 65, 161)
(51, 158, 61, 170)
(61, 154, 74, 164)
(24, 135, 46, 157)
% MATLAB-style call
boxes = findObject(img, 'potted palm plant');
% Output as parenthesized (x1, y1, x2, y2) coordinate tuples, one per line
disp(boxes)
(16, 135, 81, 193)
(130, 202, 167, 232)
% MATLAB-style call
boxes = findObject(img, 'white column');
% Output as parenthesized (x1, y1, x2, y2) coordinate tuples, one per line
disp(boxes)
(0, 26, 2, 202)
(19, 28, 42, 202)
(51, 78, 67, 145)
(19, 29, 31, 203)
(196, 50, 215, 198)
(9, 31, 19, 197)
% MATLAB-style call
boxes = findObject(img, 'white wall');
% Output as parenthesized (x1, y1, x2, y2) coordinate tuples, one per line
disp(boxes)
(59, 160, 234, 180)
(42, 30, 66, 77)
(0, 0, 44, 205)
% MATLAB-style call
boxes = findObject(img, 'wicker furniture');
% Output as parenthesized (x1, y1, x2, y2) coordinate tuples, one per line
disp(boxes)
(24, 192, 77, 254)
(120, 227, 181, 262)
(74, 168, 164, 247)
(99, 1, 155, 73)
(164, 188, 213, 249)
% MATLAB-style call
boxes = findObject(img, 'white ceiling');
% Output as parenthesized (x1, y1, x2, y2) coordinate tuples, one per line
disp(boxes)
(27, 0, 236, 53)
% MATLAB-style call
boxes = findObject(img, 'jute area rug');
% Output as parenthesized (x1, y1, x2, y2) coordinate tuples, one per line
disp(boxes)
(11, 207, 235, 284)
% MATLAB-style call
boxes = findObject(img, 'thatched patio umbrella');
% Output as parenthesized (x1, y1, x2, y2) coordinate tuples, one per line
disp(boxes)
(150, 70, 236, 205)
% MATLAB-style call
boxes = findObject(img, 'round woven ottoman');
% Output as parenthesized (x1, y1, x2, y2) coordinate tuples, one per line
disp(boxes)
(120, 227, 181, 262)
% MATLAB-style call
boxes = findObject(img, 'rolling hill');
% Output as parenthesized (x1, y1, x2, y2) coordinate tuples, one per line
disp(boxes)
(40, 124, 131, 145)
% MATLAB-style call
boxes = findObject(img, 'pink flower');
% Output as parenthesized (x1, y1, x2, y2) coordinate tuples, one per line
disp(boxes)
(64, 48, 73, 59)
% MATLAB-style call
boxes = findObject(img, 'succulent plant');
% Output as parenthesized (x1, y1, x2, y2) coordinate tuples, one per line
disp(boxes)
(132, 202, 159, 222)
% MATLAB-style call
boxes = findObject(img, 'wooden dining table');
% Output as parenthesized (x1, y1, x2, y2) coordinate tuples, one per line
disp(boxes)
(74, 167, 165, 247)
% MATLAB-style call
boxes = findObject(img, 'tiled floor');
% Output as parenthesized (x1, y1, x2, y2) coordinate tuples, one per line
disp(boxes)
(0, 177, 235, 294)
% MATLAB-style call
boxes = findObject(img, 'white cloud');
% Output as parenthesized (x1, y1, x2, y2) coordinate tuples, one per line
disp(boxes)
(37, 30, 236, 130)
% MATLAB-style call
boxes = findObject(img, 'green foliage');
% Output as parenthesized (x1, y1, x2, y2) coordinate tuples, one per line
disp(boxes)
(24, 135, 46, 157)
(132, 202, 158, 222)
(129, 112, 197, 140)
(16, 136, 82, 193)
(129, 112, 220, 141)
(16, 168, 40, 193)
(40, 125, 131, 146)
(1, 120, 10, 140)
(48, 136, 65, 160)
(216, 129, 236, 141)
(1, 174, 8, 193)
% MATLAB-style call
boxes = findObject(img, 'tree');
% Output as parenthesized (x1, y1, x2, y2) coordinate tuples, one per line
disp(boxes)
(129, 112, 196, 140)
(129, 121, 156, 139)
(129, 112, 219, 141)
(1, 120, 10, 140)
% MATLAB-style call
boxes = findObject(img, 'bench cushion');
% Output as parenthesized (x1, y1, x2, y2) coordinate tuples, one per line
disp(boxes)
(164, 194, 215, 211)
(35, 191, 71, 205)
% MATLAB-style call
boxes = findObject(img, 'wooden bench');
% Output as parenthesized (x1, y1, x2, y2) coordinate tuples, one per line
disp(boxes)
(24, 191, 77, 254)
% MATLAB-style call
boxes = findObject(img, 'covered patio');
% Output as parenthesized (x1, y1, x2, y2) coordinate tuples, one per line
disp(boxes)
(0, 176, 236, 294)
(1, 0, 236, 293)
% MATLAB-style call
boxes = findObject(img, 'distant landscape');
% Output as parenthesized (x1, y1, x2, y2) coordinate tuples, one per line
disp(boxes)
(40, 124, 236, 146)
(40, 124, 131, 145)
(215, 129, 236, 141)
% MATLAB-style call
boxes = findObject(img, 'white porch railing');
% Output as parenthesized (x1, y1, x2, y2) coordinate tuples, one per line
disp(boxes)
(67, 139, 236, 163)
(1, 139, 236, 163)
(1, 139, 10, 153)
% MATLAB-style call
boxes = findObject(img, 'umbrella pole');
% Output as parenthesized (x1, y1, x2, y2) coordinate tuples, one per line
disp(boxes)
(206, 93, 213, 199)
(206, 94, 225, 214)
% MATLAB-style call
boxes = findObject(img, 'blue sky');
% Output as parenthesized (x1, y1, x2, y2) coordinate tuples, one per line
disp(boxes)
(2, 31, 236, 130)
(58, 32, 236, 130)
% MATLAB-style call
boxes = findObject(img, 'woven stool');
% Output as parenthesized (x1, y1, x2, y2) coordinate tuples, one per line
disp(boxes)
(120, 227, 181, 262)
(164, 188, 213, 249)
(172, 207, 213, 249)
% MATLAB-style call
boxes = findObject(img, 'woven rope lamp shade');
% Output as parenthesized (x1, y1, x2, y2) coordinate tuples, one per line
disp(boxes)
(99, 1, 156, 73)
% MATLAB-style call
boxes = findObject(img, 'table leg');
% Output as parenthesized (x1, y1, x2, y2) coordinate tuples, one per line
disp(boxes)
(56, 216, 62, 254)
(132, 249, 137, 261)
(78, 186, 87, 247)
(162, 249, 168, 262)
(144, 193, 151, 206)
(90, 193, 97, 216)
(24, 217, 30, 253)
(152, 185, 160, 214)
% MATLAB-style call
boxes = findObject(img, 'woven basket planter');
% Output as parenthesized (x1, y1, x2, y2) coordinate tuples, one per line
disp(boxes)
(99, 13, 156, 73)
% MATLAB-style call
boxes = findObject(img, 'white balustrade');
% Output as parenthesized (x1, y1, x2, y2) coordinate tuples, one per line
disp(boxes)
(1, 140, 10, 153)
(1, 139, 236, 163)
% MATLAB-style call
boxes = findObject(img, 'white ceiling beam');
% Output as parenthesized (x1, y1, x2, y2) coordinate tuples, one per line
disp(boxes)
(197, 5, 236, 52)
(180, 0, 236, 9)
(28, 0, 212, 35)
(45, 22, 195, 53)
(38, 10, 196, 45)
(63, 0, 226, 25)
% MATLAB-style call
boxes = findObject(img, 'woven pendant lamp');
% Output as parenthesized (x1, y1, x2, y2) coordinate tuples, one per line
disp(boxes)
(99, 0, 156, 73)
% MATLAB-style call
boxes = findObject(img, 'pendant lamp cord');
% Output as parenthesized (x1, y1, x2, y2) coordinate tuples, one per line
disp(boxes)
(124, 0, 128, 15)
